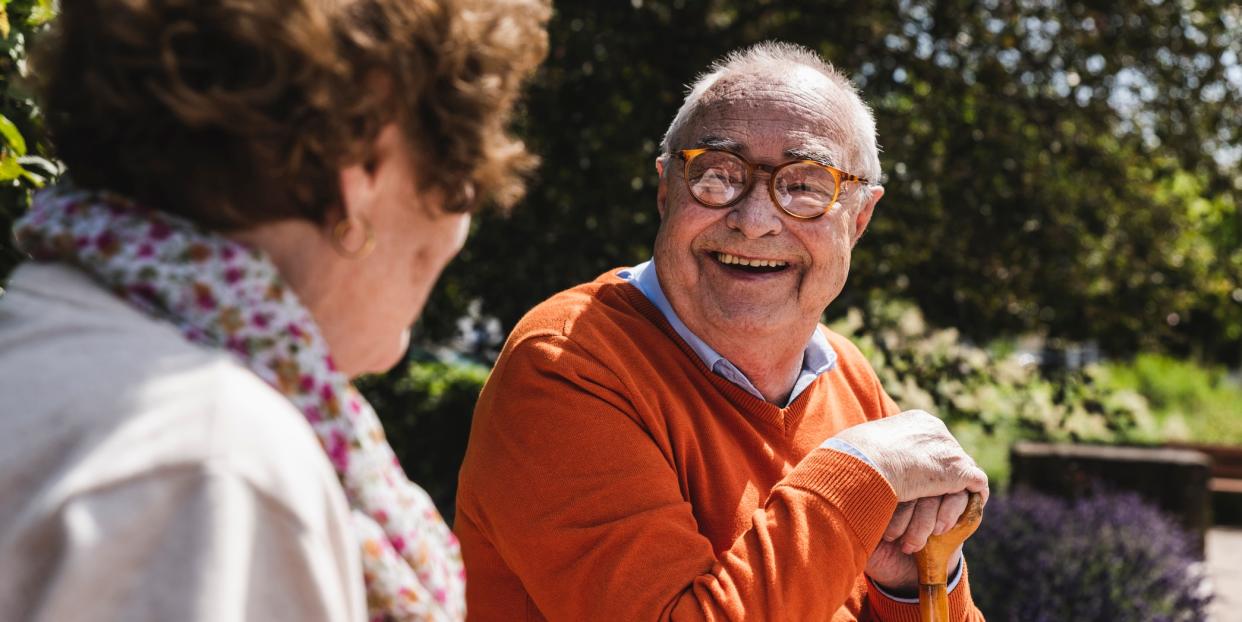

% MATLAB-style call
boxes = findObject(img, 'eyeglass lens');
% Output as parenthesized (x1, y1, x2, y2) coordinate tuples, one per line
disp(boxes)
(686, 150, 838, 218)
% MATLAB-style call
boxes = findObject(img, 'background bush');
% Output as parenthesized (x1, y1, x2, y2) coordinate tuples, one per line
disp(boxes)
(354, 353, 490, 524)
(828, 298, 1161, 482)
(967, 488, 1212, 621)
(0, 0, 55, 278)
(1095, 353, 1242, 445)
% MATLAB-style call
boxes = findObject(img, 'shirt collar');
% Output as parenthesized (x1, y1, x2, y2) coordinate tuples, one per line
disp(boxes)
(618, 260, 838, 405)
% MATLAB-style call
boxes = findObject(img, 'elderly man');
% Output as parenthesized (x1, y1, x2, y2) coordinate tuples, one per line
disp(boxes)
(457, 42, 988, 620)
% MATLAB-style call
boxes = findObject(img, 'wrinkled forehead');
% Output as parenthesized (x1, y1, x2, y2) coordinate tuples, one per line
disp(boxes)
(681, 67, 857, 167)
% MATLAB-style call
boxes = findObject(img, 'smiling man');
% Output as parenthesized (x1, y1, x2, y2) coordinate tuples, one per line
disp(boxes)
(456, 42, 988, 621)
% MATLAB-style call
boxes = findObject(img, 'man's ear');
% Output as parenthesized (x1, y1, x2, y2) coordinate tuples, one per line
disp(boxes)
(851, 185, 884, 246)
(655, 156, 669, 220)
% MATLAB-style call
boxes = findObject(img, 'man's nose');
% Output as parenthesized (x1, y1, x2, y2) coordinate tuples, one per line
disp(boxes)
(726, 178, 783, 238)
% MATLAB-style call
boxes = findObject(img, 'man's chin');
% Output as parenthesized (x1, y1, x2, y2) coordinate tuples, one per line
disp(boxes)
(707, 305, 798, 337)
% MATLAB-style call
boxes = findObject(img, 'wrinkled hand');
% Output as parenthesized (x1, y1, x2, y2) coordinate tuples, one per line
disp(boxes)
(830, 410, 989, 503)
(864, 493, 969, 593)
(828, 410, 988, 593)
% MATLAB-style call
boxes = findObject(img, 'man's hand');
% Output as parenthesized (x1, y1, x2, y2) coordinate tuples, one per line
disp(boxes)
(829, 410, 989, 503)
(864, 494, 968, 593)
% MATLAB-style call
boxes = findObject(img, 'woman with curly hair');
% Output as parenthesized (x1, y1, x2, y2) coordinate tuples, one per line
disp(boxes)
(0, 0, 548, 620)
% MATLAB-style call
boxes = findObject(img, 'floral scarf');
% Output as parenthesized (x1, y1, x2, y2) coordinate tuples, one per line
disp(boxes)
(14, 187, 465, 622)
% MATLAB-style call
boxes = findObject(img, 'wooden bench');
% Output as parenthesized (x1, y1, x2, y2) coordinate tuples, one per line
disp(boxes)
(1166, 442, 1242, 494)
(1009, 441, 1212, 555)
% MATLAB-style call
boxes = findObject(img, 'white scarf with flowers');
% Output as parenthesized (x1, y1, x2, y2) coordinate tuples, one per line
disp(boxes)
(14, 187, 465, 622)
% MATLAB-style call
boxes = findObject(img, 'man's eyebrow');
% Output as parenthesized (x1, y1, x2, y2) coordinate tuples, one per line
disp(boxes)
(785, 146, 837, 165)
(689, 137, 841, 167)
(692, 135, 743, 152)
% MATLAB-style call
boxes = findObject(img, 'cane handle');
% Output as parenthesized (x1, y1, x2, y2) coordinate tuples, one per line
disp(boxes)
(913, 492, 984, 622)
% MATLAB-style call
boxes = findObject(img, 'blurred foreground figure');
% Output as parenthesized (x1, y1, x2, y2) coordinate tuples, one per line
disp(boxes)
(0, 1, 547, 620)
(457, 42, 989, 621)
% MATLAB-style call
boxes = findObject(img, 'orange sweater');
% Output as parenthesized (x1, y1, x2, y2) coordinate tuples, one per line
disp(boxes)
(456, 271, 983, 621)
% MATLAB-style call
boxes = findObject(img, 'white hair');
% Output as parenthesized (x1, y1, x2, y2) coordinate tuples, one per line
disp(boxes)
(660, 41, 881, 183)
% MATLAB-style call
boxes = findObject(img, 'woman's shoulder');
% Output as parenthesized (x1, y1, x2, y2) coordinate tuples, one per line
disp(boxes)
(0, 262, 347, 532)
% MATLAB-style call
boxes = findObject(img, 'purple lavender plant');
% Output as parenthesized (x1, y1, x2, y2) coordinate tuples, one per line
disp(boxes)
(966, 488, 1212, 621)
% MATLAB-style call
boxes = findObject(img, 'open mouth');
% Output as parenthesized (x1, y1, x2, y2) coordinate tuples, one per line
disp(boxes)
(713, 252, 790, 274)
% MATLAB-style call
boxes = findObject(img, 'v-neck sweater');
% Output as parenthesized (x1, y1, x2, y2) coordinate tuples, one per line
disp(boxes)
(455, 270, 983, 621)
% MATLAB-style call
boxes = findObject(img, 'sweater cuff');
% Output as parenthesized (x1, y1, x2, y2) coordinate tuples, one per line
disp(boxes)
(781, 447, 897, 552)
(865, 561, 978, 622)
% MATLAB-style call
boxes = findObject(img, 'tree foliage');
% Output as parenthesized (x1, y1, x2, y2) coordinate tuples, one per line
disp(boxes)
(0, 0, 55, 279)
(421, 0, 1241, 364)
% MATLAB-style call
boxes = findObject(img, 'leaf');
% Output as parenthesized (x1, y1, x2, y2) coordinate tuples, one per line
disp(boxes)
(28, 0, 55, 26)
(0, 0, 9, 40)
(17, 165, 43, 187)
(0, 113, 26, 156)
(18, 154, 58, 176)
(0, 153, 23, 182)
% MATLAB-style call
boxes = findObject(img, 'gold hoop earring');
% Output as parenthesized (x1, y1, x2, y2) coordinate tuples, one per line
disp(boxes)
(331, 216, 376, 260)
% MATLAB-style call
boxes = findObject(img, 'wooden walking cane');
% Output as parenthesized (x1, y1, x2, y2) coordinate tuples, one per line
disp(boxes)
(913, 493, 985, 622)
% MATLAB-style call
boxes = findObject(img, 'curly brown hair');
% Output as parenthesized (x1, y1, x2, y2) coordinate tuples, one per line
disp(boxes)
(35, 0, 550, 231)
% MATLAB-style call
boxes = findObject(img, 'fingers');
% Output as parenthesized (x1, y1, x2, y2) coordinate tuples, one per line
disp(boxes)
(883, 501, 916, 542)
(960, 460, 990, 497)
(934, 491, 968, 535)
(890, 491, 978, 555)
(900, 496, 940, 554)
(956, 457, 990, 506)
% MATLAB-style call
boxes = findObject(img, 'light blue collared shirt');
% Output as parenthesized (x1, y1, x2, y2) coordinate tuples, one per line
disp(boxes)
(618, 260, 837, 407)
(617, 259, 963, 600)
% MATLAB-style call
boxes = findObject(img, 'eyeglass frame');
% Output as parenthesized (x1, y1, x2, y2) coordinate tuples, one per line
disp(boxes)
(672, 147, 872, 220)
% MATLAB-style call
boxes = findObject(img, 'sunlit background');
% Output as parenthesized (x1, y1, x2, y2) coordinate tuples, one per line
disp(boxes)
(1, 1, 1238, 619)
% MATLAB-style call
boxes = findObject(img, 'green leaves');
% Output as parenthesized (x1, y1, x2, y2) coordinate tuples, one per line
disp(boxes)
(27, 0, 53, 27)
(829, 298, 1161, 482)
(0, 0, 58, 279)
(0, 113, 46, 185)
(0, 0, 9, 40)
(0, 113, 27, 156)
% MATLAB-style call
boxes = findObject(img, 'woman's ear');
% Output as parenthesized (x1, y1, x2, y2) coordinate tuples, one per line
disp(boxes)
(337, 124, 402, 222)
(337, 162, 377, 224)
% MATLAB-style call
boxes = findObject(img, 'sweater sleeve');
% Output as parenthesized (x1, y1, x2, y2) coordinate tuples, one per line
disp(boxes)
(856, 562, 985, 621)
(458, 335, 899, 621)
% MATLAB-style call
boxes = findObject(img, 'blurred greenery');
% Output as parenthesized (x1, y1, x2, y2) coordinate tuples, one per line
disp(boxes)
(355, 354, 491, 524)
(0, 0, 55, 277)
(1094, 352, 1242, 445)
(829, 298, 1162, 482)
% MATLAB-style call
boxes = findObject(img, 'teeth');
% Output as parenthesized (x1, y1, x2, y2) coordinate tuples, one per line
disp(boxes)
(715, 252, 788, 268)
